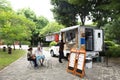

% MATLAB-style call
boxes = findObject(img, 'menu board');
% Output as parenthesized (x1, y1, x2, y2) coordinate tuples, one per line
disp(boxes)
(77, 54, 85, 70)
(69, 52, 76, 67)
(67, 48, 86, 78)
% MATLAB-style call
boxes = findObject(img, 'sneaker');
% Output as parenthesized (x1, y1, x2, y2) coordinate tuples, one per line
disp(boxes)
(59, 61, 63, 63)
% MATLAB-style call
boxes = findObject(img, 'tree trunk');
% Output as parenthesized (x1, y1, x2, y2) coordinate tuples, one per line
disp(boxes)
(79, 13, 85, 26)
(13, 43, 15, 50)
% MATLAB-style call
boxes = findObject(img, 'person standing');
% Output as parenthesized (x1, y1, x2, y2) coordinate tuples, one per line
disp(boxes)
(59, 39, 65, 63)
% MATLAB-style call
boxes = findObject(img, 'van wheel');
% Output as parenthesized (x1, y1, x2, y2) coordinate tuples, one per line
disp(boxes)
(50, 50, 55, 57)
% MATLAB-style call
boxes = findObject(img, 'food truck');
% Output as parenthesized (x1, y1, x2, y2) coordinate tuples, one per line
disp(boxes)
(49, 25, 103, 59)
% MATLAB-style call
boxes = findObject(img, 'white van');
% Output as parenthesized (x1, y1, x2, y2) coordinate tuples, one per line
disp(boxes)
(49, 25, 103, 59)
(49, 43, 70, 58)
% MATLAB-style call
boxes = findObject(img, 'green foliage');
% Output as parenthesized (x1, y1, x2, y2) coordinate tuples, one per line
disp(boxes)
(104, 18, 120, 43)
(36, 16, 49, 30)
(0, 11, 35, 45)
(106, 46, 120, 57)
(17, 8, 36, 21)
(0, 0, 12, 11)
(51, 0, 78, 26)
(21, 41, 30, 45)
(49, 41, 57, 47)
(41, 22, 65, 35)
(104, 40, 120, 57)
(101, 0, 120, 20)
(68, 0, 85, 5)
(52, 0, 106, 26)
(51, 0, 120, 27)
(17, 8, 49, 30)
(104, 41, 115, 47)
(17, 8, 49, 46)
(0, 49, 26, 70)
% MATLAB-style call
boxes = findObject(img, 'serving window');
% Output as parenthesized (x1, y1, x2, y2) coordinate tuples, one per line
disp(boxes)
(65, 30, 76, 42)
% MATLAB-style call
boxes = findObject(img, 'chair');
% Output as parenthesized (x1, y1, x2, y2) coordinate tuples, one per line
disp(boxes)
(27, 59, 34, 68)
(44, 58, 53, 69)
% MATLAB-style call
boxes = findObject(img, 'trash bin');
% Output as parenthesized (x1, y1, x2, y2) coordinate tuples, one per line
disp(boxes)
(3, 46, 6, 52)
(101, 56, 105, 63)
(96, 56, 101, 62)
(85, 57, 92, 69)
(8, 47, 12, 54)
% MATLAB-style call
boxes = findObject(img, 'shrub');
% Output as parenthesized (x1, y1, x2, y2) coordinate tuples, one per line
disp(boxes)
(104, 41, 120, 57)
(104, 41, 115, 47)
(21, 41, 30, 45)
(43, 42, 49, 47)
(49, 41, 57, 47)
(106, 46, 120, 57)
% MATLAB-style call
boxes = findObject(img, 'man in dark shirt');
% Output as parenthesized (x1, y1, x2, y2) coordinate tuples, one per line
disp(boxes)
(59, 39, 65, 63)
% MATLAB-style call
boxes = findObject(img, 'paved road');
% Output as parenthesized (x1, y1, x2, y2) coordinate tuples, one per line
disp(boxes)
(0, 47, 80, 80)
(0, 47, 120, 80)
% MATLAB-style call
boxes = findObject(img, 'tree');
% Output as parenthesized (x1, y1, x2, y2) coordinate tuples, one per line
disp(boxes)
(33, 16, 49, 45)
(102, 0, 120, 22)
(17, 8, 37, 21)
(68, 0, 120, 28)
(0, 0, 12, 11)
(104, 17, 120, 43)
(51, 0, 78, 27)
(90, 0, 111, 28)
(35, 16, 49, 30)
(17, 8, 49, 46)
(0, 11, 35, 47)
(41, 22, 65, 36)
(51, 0, 94, 26)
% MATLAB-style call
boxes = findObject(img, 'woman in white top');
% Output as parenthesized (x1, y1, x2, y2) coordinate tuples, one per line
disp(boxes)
(35, 46, 45, 66)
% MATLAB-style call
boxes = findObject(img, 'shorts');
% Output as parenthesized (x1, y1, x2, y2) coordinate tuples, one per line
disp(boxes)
(36, 55, 45, 60)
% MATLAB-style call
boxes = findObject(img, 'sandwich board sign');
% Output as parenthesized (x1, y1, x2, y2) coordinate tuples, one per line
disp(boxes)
(67, 48, 86, 78)
(75, 49, 86, 78)
(67, 48, 77, 74)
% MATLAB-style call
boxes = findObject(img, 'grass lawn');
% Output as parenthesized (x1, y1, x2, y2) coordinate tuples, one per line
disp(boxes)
(0, 49, 26, 70)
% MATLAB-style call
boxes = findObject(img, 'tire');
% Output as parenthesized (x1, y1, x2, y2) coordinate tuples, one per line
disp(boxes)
(50, 50, 55, 57)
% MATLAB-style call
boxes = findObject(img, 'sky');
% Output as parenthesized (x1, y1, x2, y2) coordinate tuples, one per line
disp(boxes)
(7, 0, 92, 24)
(8, 0, 54, 21)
